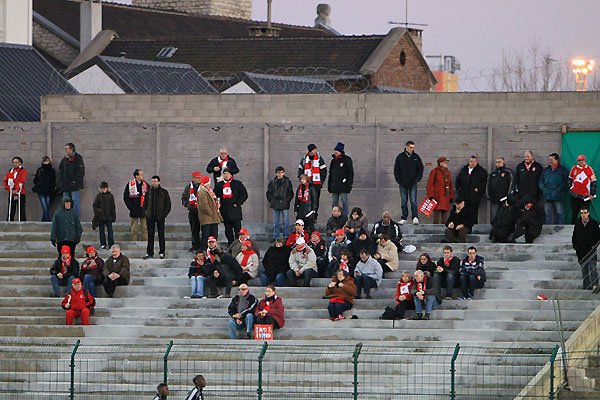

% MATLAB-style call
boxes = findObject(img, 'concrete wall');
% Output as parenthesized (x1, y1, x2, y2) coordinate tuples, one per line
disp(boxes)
(131, 0, 252, 19)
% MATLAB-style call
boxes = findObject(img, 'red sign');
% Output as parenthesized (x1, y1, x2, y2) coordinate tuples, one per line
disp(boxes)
(254, 324, 273, 340)
(418, 198, 438, 217)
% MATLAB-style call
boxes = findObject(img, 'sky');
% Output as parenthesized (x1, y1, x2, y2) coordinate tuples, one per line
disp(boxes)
(111, 0, 600, 90)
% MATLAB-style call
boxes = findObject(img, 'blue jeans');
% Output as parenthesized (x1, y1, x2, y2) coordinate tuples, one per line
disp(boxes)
(273, 209, 290, 239)
(399, 184, 418, 220)
(228, 313, 255, 339)
(98, 221, 114, 247)
(260, 273, 286, 287)
(51, 275, 75, 296)
(190, 276, 206, 296)
(433, 272, 456, 298)
(63, 191, 80, 216)
(38, 194, 51, 222)
(355, 275, 377, 296)
(331, 193, 349, 217)
(82, 274, 97, 297)
(414, 296, 439, 314)
(544, 200, 564, 225)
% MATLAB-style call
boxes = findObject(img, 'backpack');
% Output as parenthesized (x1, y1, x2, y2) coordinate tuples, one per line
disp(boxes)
(379, 306, 398, 320)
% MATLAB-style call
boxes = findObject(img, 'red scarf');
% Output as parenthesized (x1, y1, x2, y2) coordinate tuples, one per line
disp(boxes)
(61, 257, 71, 274)
(189, 183, 198, 208)
(417, 276, 427, 292)
(82, 258, 97, 270)
(240, 249, 256, 267)
(297, 184, 310, 203)
(444, 258, 451, 267)
(128, 179, 147, 206)
(525, 161, 533, 171)
(222, 179, 233, 199)
(218, 156, 229, 170)
(206, 248, 215, 262)
(303, 153, 321, 184)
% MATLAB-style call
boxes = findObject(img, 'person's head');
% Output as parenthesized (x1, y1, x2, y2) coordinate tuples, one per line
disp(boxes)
(577, 154, 587, 166)
(65, 143, 75, 156)
(336, 268, 349, 281)
(467, 246, 477, 260)
(195, 250, 205, 264)
(241, 240, 252, 251)
(295, 219, 305, 233)
(157, 383, 169, 397)
(191, 171, 202, 185)
(331, 206, 342, 218)
(207, 237, 217, 249)
(62, 197, 72, 209)
(334, 229, 346, 242)
(495, 157, 505, 168)
(100, 181, 109, 193)
(295, 237, 306, 251)
(414, 269, 425, 282)
(401, 271, 412, 283)
(275, 166, 285, 179)
(61, 246, 71, 261)
(548, 153, 559, 167)
(311, 231, 321, 243)
(351, 207, 363, 221)
(238, 283, 250, 296)
(133, 169, 144, 182)
(71, 278, 82, 292)
(151, 175, 160, 189)
(340, 249, 352, 261)
(359, 249, 370, 262)
(222, 169, 232, 181)
(87, 246, 96, 259)
(358, 229, 367, 241)
(238, 228, 249, 240)
(307, 143, 317, 156)
(437, 156, 448, 168)
(581, 207, 590, 223)
(524, 150, 534, 163)
(219, 148, 228, 159)
(275, 238, 285, 248)
(333, 141, 345, 157)
(11, 156, 23, 167)
(454, 198, 465, 211)
(379, 234, 390, 244)
(42, 156, 51, 165)
(419, 253, 432, 265)
(265, 285, 276, 298)
(111, 244, 121, 258)
(405, 140, 415, 154)
(299, 174, 309, 185)
(443, 245, 453, 259)
(468, 156, 478, 169)
(193, 375, 206, 389)
(213, 247, 225, 261)
(381, 211, 391, 224)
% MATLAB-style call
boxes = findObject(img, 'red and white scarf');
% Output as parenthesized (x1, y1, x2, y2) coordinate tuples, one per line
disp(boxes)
(264, 295, 278, 313)
(222, 179, 233, 199)
(303, 153, 321, 184)
(339, 259, 349, 273)
(416, 276, 427, 294)
(206, 247, 215, 262)
(189, 183, 198, 208)
(297, 184, 310, 203)
(61, 257, 71, 275)
(82, 258, 98, 271)
(128, 179, 147, 206)
(7, 167, 22, 194)
(218, 156, 229, 171)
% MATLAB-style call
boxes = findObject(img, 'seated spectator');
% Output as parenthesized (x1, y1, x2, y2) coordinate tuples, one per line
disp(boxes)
(227, 284, 258, 339)
(236, 240, 259, 284)
(416, 253, 436, 277)
(510, 196, 546, 243)
(490, 196, 518, 243)
(326, 206, 348, 241)
(188, 251, 212, 298)
(338, 249, 354, 275)
(261, 239, 291, 287)
(226, 228, 249, 257)
(286, 219, 310, 247)
(325, 269, 357, 321)
(354, 249, 383, 299)
(206, 247, 243, 298)
(61, 278, 95, 325)
(287, 238, 317, 287)
(327, 229, 350, 276)
(350, 228, 376, 264)
(206, 236, 218, 262)
(371, 211, 403, 251)
(255, 285, 285, 330)
(434, 245, 461, 300)
(50, 245, 79, 298)
(309, 231, 328, 277)
(411, 270, 441, 320)
(79, 246, 104, 297)
(459, 246, 486, 299)
(443, 198, 475, 243)
(380, 271, 415, 320)
(102, 244, 130, 298)
(374, 234, 399, 276)
(344, 207, 368, 241)
(294, 174, 317, 234)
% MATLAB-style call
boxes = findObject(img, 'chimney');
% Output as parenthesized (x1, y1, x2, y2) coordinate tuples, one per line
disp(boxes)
(1, 0, 33, 45)
(80, 0, 102, 50)
(248, 0, 280, 37)
(314, 4, 331, 28)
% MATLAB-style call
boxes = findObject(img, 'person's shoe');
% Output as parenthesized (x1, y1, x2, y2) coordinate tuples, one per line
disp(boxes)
(440, 239, 449, 243)
(399, 219, 407, 225)
(143, 254, 152, 260)
(355, 295, 362, 300)
(413, 217, 419, 225)
(106, 293, 114, 298)
(246, 332, 253, 339)
(191, 295, 201, 299)
(411, 313, 423, 320)
(216, 294, 224, 299)
(460, 296, 467, 300)
(423, 313, 430, 320)
(100, 245, 106, 250)
(50, 293, 59, 298)
(467, 294, 473, 300)
(366, 294, 373, 299)
(337, 314, 345, 320)
(159, 253, 165, 259)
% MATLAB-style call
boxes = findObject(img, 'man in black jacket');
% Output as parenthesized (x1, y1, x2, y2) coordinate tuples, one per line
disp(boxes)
(371, 211, 403, 251)
(266, 166, 294, 241)
(205, 247, 243, 298)
(393, 140, 424, 225)
(514, 150, 543, 202)
(434, 245, 461, 299)
(455, 156, 487, 224)
(325, 206, 347, 240)
(205, 148, 239, 185)
(227, 284, 258, 339)
(58, 143, 85, 216)
(143, 176, 171, 260)
(487, 157, 513, 219)
(572, 207, 600, 291)
(214, 168, 248, 245)
(123, 169, 148, 242)
(181, 171, 203, 252)
(328, 142, 354, 217)
(490, 196, 519, 243)
(510, 196, 545, 244)
(444, 199, 475, 243)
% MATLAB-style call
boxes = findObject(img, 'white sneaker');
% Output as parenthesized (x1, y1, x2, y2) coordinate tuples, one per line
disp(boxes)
(399, 219, 407, 225)
(413, 217, 419, 225)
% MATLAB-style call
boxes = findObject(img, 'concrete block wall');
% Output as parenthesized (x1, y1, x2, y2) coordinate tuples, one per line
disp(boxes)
(131, 0, 252, 19)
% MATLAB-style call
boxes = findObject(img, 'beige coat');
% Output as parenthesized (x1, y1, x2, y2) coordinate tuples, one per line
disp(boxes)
(377, 240, 399, 271)
(197, 186, 223, 225)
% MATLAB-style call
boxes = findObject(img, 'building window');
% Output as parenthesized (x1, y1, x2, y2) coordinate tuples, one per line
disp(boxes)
(399, 50, 406, 66)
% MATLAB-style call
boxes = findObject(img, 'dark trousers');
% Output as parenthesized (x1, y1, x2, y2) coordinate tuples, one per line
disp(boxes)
(206, 271, 234, 296)
(240, 272, 253, 285)
(328, 300, 353, 318)
(578, 253, 599, 290)
(188, 210, 201, 250)
(513, 223, 541, 243)
(7, 194, 26, 221)
(286, 268, 316, 287)
(200, 223, 219, 251)
(355, 275, 377, 296)
(146, 218, 165, 256)
(571, 196, 591, 224)
(445, 227, 470, 243)
(98, 221, 114, 247)
(297, 214, 315, 235)
(256, 315, 280, 329)
(224, 219, 242, 246)
(313, 184, 322, 217)
(460, 273, 484, 297)
(433, 272, 457, 298)
(57, 241, 76, 257)
(466, 199, 481, 224)
(103, 276, 128, 297)
(394, 300, 414, 319)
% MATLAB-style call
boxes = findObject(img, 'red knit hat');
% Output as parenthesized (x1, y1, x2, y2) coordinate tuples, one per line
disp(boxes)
(311, 231, 321, 238)
(61, 245, 70, 255)
(239, 228, 249, 235)
(200, 176, 211, 186)
(87, 246, 96, 256)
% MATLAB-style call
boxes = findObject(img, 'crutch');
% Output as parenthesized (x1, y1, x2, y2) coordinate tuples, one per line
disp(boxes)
(17, 183, 22, 222)
(7, 185, 11, 222)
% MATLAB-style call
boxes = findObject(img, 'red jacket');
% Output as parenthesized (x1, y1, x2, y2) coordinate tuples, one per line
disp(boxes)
(2, 167, 27, 195)
(286, 231, 310, 247)
(255, 295, 285, 328)
(61, 288, 95, 311)
(395, 279, 414, 304)
(426, 166, 453, 211)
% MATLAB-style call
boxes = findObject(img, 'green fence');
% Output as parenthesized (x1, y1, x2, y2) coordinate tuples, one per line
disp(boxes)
(1, 341, 567, 399)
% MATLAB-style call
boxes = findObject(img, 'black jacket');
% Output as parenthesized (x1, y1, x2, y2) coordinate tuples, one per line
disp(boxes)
(572, 217, 600, 260)
(262, 244, 292, 279)
(455, 164, 488, 202)
(266, 176, 294, 210)
(50, 258, 80, 279)
(214, 179, 248, 222)
(206, 156, 239, 183)
(326, 214, 348, 236)
(294, 183, 318, 217)
(309, 239, 328, 259)
(228, 294, 258, 318)
(143, 186, 171, 221)
(57, 153, 85, 192)
(490, 203, 518, 237)
(350, 230, 377, 261)
(446, 204, 476, 230)
(123, 180, 148, 218)
(487, 166, 513, 203)
(514, 160, 543, 200)
(516, 200, 546, 232)
(394, 151, 424, 187)
(188, 260, 214, 278)
(371, 219, 403, 242)
(214, 253, 243, 283)
(32, 163, 55, 196)
(328, 152, 354, 193)
(410, 275, 442, 303)
(436, 255, 461, 277)
(93, 190, 116, 222)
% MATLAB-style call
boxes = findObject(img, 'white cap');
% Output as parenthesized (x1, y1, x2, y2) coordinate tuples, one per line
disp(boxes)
(295, 237, 306, 246)
(295, 219, 305, 226)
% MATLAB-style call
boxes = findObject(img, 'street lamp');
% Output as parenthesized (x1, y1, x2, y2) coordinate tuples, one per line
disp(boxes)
(572, 58, 595, 91)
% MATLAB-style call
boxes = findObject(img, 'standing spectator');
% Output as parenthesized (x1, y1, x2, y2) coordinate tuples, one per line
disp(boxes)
(206, 148, 239, 184)
(328, 142, 354, 217)
(50, 197, 82, 257)
(371, 211, 403, 251)
(287, 238, 317, 287)
(298, 144, 327, 218)
(539, 153, 569, 225)
(153, 383, 169, 400)
(325, 269, 357, 321)
(266, 166, 294, 241)
(123, 169, 148, 242)
(569, 155, 597, 224)
(459, 246, 486, 299)
(226, 228, 250, 258)
(198, 176, 222, 250)
(514, 150, 543, 202)
(61, 278, 94, 325)
(374, 234, 399, 276)
(410, 270, 441, 320)
(236, 240, 259, 284)
(261, 239, 291, 287)
(309, 231, 329, 277)
(50, 245, 79, 297)
(3, 156, 27, 221)
(426, 157, 454, 224)
(572, 207, 600, 292)
(57, 143, 85, 216)
(510, 196, 545, 243)
(143, 176, 171, 260)
(294, 174, 317, 234)
(286, 220, 310, 247)
(102, 244, 130, 298)
(380, 271, 414, 320)
(188, 251, 212, 298)
(79, 246, 104, 297)
(214, 168, 248, 246)
(181, 171, 203, 252)
(444, 199, 475, 243)
(455, 156, 487, 224)
(416, 253, 436, 277)
(434, 245, 461, 300)
(490, 197, 518, 243)
(344, 207, 368, 241)
(325, 206, 348, 240)
(227, 284, 258, 339)
(185, 375, 206, 400)
(255, 285, 285, 330)
(205, 247, 242, 298)
(328, 229, 351, 276)
(92, 181, 116, 250)
(32, 156, 55, 222)
(354, 249, 383, 299)
(487, 157, 513, 220)
(394, 140, 424, 225)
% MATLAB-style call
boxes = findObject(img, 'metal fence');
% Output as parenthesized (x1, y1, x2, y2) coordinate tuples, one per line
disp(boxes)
(0, 341, 574, 400)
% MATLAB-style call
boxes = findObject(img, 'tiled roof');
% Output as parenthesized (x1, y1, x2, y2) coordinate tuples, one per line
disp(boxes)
(368, 85, 425, 94)
(234, 72, 336, 94)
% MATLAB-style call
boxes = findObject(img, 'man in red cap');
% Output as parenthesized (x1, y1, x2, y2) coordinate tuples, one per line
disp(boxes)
(569, 155, 597, 224)
(226, 228, 249, 258)
(61, 278, 95, 325)
(181, 171, 203, 252)
(50, 245, 79, 297)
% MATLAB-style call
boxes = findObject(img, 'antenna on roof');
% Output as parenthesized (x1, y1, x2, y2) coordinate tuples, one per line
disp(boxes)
(388, 0, 427, 28)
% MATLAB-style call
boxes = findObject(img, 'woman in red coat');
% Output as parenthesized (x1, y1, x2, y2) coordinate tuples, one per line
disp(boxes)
(426, 157, 454, 224)
(255, 285, 285, 329)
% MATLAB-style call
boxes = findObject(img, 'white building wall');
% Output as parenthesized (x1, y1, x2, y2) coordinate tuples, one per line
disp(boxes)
(68, 65, 126, 94)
